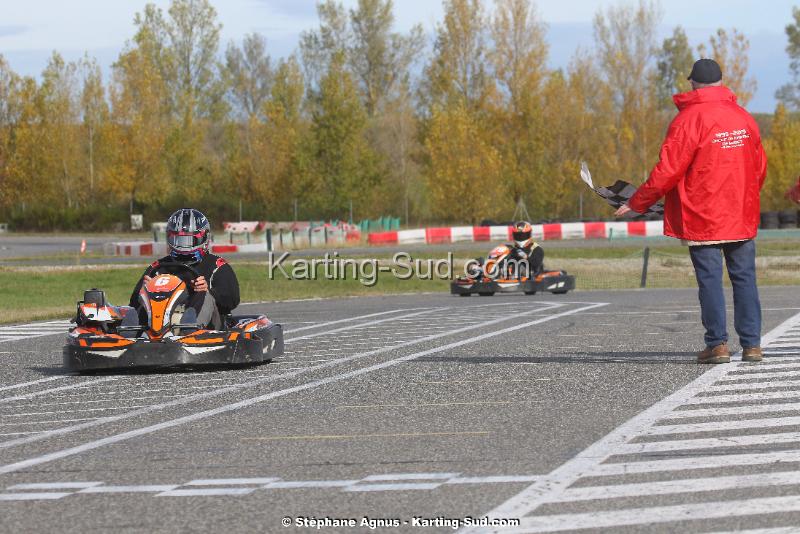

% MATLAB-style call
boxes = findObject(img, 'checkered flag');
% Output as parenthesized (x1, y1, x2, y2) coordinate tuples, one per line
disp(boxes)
(580, 162, 664, 217)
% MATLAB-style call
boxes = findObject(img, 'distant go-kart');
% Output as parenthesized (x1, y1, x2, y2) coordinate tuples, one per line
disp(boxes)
(450, 244, 576, 297)
(63, 259, 283, 372)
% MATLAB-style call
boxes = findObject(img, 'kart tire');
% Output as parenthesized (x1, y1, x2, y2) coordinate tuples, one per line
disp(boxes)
(524, 290, 537, 295)
(552, 290, 569, 294)
(478, 292, 495, 297)
(459, 293, 471, 297)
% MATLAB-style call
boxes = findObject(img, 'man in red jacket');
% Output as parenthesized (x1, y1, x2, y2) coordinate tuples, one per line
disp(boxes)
(616, 59, 767, 364)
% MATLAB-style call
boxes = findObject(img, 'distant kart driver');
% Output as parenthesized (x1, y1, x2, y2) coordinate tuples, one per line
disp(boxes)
(509, 221, 544, 277)
(128, 208, 240, 329)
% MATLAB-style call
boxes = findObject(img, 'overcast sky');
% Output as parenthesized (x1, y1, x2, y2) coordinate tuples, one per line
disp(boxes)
(0, 0, 796, 112)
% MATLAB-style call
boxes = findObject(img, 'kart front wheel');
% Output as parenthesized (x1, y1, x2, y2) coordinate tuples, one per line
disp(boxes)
(524, 290, 537, 295)
(459, 293, 471, 297)
(552, 290, 568, 294)
(478, 292, 495, 297)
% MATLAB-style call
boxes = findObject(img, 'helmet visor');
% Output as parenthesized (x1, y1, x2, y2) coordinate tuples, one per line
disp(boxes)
(168, 231, 206, 252)
(512, 230, 531, 242)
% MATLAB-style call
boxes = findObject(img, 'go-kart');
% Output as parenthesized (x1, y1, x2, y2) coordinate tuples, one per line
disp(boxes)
(450, 244, 576, 297)
(63, 260, 283, 372)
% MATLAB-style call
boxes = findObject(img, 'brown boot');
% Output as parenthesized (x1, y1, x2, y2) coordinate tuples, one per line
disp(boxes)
(697, 343, 730, 364)
(742, 346, 763, 362)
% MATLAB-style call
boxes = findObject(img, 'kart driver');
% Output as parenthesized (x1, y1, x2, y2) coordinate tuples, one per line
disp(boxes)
(128, 208, 240, 329)
(509, 221, 544, 277)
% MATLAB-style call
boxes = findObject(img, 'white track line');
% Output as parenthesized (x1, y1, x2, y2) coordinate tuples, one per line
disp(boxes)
(592, 450, 800, 476)
(466, 308, 800, 534)
(512, 496, 800, 532)
(620, 431, 800, 453)
(0, 377, 117, 404)
(0, 302, 605, 475)
(558, 470, 800, 502)
(665, 403, 800, 419)
(0, 376, 65, 393)
(646, 415, 800, 435)
(286, 308, 428, 333)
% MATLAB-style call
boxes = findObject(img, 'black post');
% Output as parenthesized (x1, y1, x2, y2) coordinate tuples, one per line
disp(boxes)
(266, 228, 273, 252)
(640, 246, 650, 288)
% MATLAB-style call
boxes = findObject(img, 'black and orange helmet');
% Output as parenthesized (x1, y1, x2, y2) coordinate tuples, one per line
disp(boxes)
(512, 221, 533, 248)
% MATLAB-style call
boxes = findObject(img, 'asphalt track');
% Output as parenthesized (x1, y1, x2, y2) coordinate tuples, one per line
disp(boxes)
(2, 287, 800, 533)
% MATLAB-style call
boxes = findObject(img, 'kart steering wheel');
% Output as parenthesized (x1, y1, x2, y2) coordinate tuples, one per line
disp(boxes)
(151, 259, 202, 291)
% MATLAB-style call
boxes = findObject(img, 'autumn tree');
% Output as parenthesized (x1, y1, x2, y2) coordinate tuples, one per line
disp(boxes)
(777, 7, 800, 110)
(656, 26, 694, 109)
(301, 53, 382, 219)
(423, 0, 493, 112)
(592, 0, 663, 182)
(107, 29, 171, 211)
(488, 0, 549, 215)
(698, 28, 756, 106)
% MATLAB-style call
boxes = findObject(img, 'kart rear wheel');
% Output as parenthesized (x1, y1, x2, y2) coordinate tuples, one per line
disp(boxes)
(478, 292, 495, 297)
(459, 293, 471, 297)
(524, 290, 537, 295)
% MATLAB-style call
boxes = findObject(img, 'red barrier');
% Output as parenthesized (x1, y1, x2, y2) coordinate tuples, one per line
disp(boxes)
(367, 231, 399, 245)
(472, 226, 491, 241)
(425, 227, 452, 244)
(584, 222, 606, 239)
(542, 224, 562, 240)
(627, 221, 647, 236)
(211, 244, 238, 253)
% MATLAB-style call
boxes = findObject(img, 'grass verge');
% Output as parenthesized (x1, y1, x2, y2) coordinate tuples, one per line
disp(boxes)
(2, 240, 800, 324)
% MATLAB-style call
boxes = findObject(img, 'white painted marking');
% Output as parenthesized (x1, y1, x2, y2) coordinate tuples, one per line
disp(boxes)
(345, 482, 442, 492)
(621, 432, 800, 453)
(185, 478, 279, 486)
(721, 370, 800, 380)
(0, 417, 99, 427)
(263, 480, 357, 489)
(447, 476, 541, 484)
(0, 377, 116, 404)
(9, 481, 102, 489)
(466, 308, 800, 534)
(648, 415, 800, 435)
(512, 495, 800, 532)
(157, 488, 255, 496)
(0, 492, 70, 500)
(0, 376, 65, 393)
(0, 302, 603, 475)
(593, 450, 800, 476)
(706, 379, 800, 391)
(666, 402, 800, 418)
(79, 485, 179, 493)
(360, 472, 458, 481)
(288, 308, 427, 333)
(683, 390, 800, 403)
(559, 470, 800, 502)
(284, 308, 447, 344)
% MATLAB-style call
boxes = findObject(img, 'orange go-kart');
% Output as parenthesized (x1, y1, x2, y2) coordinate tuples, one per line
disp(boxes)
(63, 261, 283, 372)
(450, 244, 575, 297)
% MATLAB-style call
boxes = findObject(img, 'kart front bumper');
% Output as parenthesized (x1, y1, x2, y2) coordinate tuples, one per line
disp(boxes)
(63, 324, 283, 372)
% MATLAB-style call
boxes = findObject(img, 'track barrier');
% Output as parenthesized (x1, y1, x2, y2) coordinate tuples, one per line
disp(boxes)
(367, 221, 664, 246)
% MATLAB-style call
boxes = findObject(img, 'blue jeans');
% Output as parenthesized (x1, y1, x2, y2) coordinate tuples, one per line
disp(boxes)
(689, 240, 761, 349)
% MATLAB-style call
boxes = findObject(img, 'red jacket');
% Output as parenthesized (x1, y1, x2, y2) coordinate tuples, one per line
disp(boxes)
(628, 86, 767, 241)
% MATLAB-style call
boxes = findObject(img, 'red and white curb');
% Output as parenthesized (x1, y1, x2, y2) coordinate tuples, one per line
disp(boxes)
(367, 220, 664, 245)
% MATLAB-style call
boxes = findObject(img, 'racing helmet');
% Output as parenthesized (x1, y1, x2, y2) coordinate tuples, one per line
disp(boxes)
(166, 208, 211, 263)
(512, 221, 534, 248)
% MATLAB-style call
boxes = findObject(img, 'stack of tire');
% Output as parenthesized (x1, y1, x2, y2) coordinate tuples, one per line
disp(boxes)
(760, 210, 798, 229)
